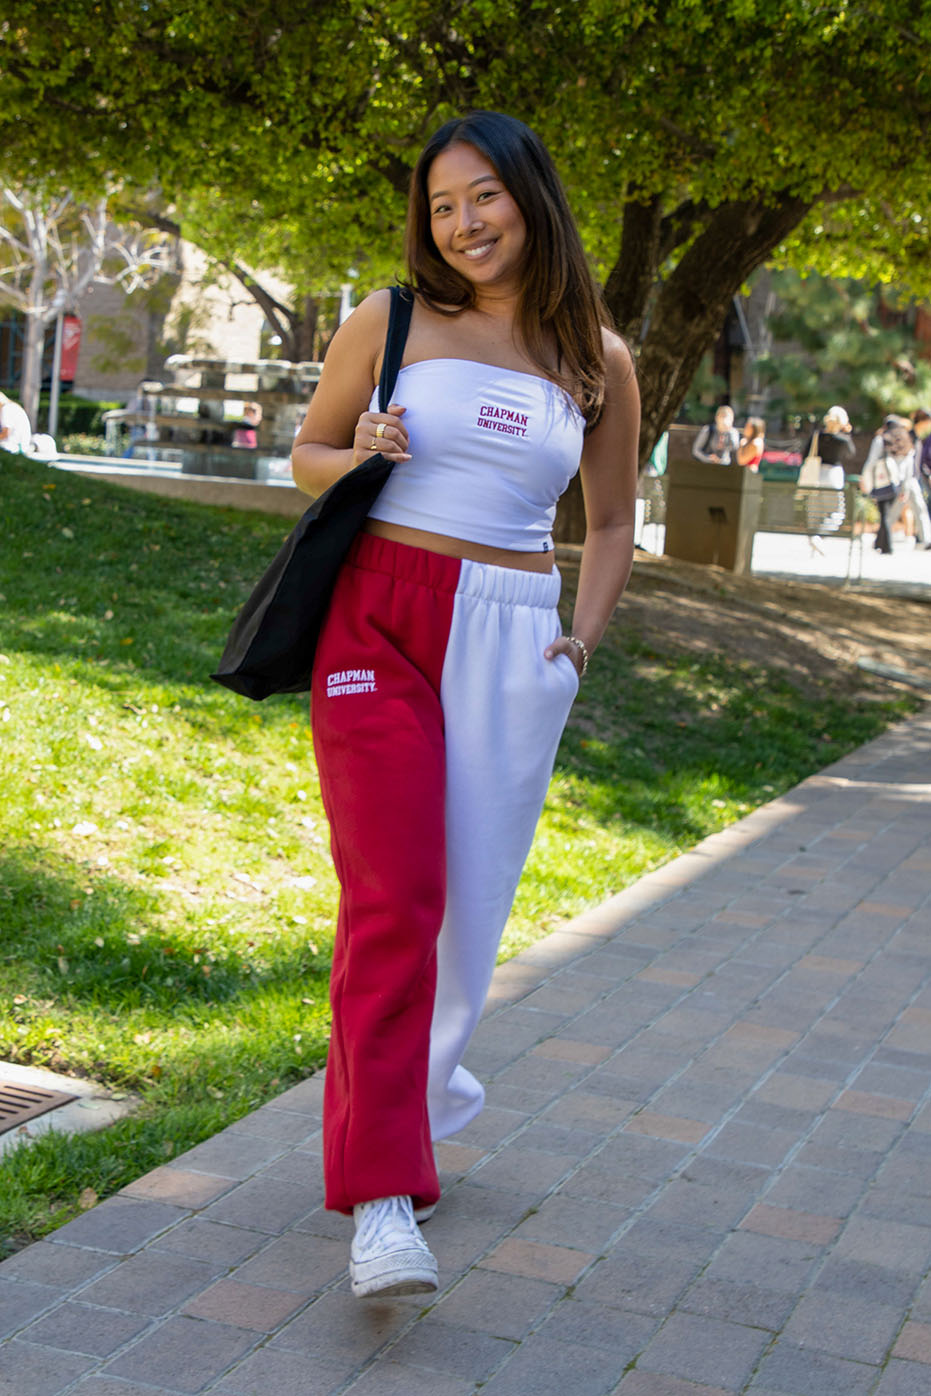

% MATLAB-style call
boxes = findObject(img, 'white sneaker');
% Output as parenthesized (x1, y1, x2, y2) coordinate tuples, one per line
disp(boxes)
(350, 1195, 438, 1298)
(413, 1202, 436, 1223)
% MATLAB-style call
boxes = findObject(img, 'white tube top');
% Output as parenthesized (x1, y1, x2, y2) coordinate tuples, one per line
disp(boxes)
(365, 358, 585, 552)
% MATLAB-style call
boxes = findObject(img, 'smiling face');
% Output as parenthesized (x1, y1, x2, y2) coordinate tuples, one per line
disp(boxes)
(427, 141, 527, 300)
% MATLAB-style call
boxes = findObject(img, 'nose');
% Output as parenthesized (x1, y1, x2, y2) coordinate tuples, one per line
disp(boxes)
(455, 199, 483, 238)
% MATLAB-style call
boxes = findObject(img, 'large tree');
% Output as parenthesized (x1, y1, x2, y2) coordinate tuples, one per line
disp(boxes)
(2, 1, 929, 461)
(0, 186, 170, 426)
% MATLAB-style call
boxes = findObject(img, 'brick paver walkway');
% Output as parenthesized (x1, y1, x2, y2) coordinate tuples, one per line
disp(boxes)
(2, 708, 931, 1396)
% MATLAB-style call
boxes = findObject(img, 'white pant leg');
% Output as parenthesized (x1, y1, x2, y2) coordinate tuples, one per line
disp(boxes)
(427, 561, 579, 1139)
(897, 478, 931, 544)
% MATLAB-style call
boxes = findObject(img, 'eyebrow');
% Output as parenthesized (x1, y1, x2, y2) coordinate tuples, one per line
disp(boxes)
(429, 175, 499, 201)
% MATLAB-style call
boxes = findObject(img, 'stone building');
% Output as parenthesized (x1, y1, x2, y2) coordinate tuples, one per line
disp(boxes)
(0, 239, 293, 406)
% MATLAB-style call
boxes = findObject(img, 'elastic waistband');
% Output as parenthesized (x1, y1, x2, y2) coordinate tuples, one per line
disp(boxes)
(345, 532, 561, 609)
(457, 556, 561, 610)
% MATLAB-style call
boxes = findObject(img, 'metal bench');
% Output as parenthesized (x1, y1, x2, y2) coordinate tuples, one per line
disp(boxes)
(638, 476, 872, 583)
(756, 480, 870, 582)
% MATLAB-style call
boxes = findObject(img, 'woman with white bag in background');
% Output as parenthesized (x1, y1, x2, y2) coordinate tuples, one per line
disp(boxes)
(797, 405, 856, 551)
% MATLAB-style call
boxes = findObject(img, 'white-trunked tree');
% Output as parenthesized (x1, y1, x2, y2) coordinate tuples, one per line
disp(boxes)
(0, 187, 172, 434)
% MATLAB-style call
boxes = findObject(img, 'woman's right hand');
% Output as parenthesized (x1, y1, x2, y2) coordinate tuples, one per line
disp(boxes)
(353, 404, 410, 467)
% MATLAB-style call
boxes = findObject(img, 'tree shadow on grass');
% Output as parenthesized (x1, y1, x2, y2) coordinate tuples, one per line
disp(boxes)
(552, 623, 904, 846)
(5, 459, 910, 859)
(1, 456, 293, 698)
(0, 844, 329, 1016)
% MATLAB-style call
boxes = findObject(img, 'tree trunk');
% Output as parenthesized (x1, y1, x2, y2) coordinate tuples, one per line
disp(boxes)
(605, 193, 812, 467)
(16, 237, 52, 428)
(18, 313, 45, 430)
(293, 295, 318, 361)
(603, 193, 664, 345)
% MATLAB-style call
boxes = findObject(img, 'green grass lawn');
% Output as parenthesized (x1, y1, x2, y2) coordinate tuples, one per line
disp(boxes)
(0, 456, 916, 1255)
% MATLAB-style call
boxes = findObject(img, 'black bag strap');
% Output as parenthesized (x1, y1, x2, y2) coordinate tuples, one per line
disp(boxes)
(378, 286, 414, 413)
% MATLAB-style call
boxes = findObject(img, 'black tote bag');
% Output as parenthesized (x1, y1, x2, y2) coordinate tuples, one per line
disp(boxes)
(210, 287, 414, 700)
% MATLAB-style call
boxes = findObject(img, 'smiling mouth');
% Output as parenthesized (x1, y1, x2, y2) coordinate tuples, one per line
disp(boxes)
(462, 241, 496, 259)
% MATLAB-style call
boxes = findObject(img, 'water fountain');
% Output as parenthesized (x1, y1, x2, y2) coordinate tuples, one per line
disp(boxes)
(102, 354, 322, 482)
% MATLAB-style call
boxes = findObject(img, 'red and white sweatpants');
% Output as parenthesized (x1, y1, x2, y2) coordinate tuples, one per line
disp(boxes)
(312, 532, 578, 1213)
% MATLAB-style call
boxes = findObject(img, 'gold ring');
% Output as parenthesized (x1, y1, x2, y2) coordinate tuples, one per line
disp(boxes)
(375, 422, 386, 438)
(370, 437, 378, 450)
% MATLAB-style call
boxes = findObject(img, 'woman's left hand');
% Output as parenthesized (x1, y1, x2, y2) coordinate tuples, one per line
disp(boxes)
(544, 635, 586, 677)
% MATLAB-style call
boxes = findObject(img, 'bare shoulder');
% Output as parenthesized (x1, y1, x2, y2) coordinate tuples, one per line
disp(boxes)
(313, 288, 394, 398)
(582, 325, 639, 468)
(601, 326, 636, 384)
(331, 287, 393, 351)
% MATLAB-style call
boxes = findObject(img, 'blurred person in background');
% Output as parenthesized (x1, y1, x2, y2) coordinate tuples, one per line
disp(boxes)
(0, 391, 32, 455)
(911, 408, 931, 523)
(799, 405, 855, 548)
(691, 404, 740, 463)
(232, 402, 263, 448)
(886, 409, 931, 549)
(860, 415, 915, 554)
(736, 416, 765, 471)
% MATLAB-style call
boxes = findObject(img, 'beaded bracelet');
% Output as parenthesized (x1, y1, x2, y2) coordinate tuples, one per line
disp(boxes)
(565, 635, 590, 679)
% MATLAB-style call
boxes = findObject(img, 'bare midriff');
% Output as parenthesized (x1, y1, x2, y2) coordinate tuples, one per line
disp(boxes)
(363, 519, 555, 573)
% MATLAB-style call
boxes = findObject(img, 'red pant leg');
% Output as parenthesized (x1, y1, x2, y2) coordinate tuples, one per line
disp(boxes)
(311, 536, 458, 1213)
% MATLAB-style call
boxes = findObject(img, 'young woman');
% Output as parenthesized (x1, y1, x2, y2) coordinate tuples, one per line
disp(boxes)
(291, 111, 639, 1299)
(800, 404, 856, 548)
(860, 415, 915, 554)
(736, 416, 766, 471)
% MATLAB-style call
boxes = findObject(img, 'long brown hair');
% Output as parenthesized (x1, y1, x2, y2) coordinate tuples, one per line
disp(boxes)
(404, 111, 612, 427)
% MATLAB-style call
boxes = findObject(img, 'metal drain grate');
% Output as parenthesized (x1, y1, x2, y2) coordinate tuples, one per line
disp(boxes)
(0, 1079, 78, 1135)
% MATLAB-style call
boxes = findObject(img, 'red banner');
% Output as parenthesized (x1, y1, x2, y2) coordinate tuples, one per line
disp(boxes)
(59, 314, 82, 380)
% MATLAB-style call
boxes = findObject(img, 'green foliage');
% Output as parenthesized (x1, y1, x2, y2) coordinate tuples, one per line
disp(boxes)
(59, 432, 108, 456)
(2, 3, 931, 294)
(37, 395, 120, 435)
(84, 314, 147, 379)
(756, 269, 931, 425)
(677, 359, 730, 425)
(0, 458, 338, 1252)
(4, 3, 931, 454)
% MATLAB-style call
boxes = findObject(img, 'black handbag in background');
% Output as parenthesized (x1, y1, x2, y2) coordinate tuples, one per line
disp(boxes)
(210, 286, 414, 700)
(869, 454, 899, 505)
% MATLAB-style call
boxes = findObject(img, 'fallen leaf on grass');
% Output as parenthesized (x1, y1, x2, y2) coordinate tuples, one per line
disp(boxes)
(78, 1188, 98, 1210)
